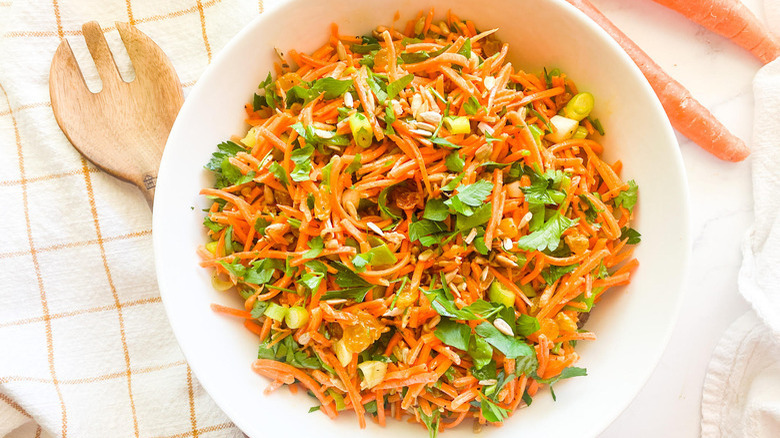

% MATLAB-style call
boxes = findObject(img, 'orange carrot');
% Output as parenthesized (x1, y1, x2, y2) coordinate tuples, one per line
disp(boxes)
(564, 0, 749, 162)
(652, 0, 780, 64)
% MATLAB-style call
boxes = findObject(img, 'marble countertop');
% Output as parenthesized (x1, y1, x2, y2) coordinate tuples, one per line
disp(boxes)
(591, 0, 758, 436)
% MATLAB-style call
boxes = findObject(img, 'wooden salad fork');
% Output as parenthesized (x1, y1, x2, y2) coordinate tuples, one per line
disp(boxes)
(49, 22, 184, 208)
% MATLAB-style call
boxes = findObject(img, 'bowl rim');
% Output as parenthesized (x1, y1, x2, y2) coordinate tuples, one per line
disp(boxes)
(153, 0, 691, 436)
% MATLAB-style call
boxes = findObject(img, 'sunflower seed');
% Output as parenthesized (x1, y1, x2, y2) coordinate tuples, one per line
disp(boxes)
(419, 111, 442, 126)
(411, 93, 423, 117)
(343, 92, 354, 108)
(438, 21, 450, 36)
(464, 228, 478, 244)
(367, 221, 385, 236)
(483, 75, 496, 90)
(418, 249, 435, 261)
(503, 238, 513, 251)
(496, 254, 518, 268)
(336, 41, 348, 61)
(410, 128, 433, 137)
(314, 128, 335, 139)
(477, 122, 495, 135)
(493, 318, 514, 336)
(415, 121, 437, 132)
(519, 211, 533, 228)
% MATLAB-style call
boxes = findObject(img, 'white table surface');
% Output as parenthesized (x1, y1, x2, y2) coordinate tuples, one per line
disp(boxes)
(590, 0, 759, 436)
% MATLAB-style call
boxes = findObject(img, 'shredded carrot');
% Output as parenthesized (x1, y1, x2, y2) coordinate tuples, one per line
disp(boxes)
(201, 10, 640, 434)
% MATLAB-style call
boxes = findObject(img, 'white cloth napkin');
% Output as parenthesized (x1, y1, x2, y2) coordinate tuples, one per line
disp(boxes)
(700, 2, 780, 435)
(0, 1, 275, 436)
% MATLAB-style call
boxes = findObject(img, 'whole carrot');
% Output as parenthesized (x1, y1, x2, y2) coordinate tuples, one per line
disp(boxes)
(565, 0, 750, 162)
(652, 0, 780, 64)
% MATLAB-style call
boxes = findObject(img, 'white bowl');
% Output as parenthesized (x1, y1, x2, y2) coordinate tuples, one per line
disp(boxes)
(153, 0, 690, 436)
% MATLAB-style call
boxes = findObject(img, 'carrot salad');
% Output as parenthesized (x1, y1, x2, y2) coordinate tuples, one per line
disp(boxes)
(199, 9, 640, 435)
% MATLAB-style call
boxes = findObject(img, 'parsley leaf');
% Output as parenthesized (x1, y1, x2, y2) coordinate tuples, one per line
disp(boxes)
(620, 226, 641, 245)
(445, 151, 465, 172)
(300, 260, 327, 292)
(430, 136, 460, 149)
(514, 352, 539, 376)
(351, 252, 373, 272)
(378, 184, 402, 220)
(217, 258, 246, 279)
(480, 396, 509, 423)
(464, 96, 481, 115)
(521, 169, 566, 205)
(457, 38, 472, 59)
(345, 154, 362, 174)
(423, 198, 449, 221)
(455, 202, 492, 232)
(290, 145, 314, 182)
(268, 162, 289, 187)
(531, 366, 587, 401)
(243, 258, 283, 284)
(434, 319, 471, 351)
(257, 72, 280, 109)
(301, 236, 324, 260)
(408, 219, 448, 242)
(203, 217, 224, 232)
(323, 262, 373, 302)
(220, 159, 255, 186)
(578, 194, 601, 223)
(441, 173, 465, 192)
(516, 212, 577, 252)
(386, 74, 414, 100)
(447, 180, 494, 207)
(366, 72, 388, 102)
(309, 77, 353, 100)
(418, 408, 440, 438)
(254, 217, 270, 235)
(515, 314, 541, 337)
(614, 180, 638, 213)
(400, 51, 430, 64)
(287, 77, 353, 106)
(206, 141, 245, 172)
(541, 264, 578, 285)
(468, 334, 493, 370)
(475, 322, 535, 358)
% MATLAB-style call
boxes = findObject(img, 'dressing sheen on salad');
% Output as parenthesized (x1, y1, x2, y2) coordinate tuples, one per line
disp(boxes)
(198, 9, 640, 435)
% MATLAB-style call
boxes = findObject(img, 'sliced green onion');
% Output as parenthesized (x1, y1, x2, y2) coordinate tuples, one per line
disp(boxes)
(211, 272, 233, 291)
(327, 389, 347, 411)
(545, 115, 579, 143)
(368, 243, 398, 267)
(357, 361, 388, 389)
(264, 302, 288, 322)
(527, 124, 544, 146)
(563, 92, 594, 121)
(572, 126, 588, 139)
(349, 113, 373, 148)
(285, 306, 309, 329)
(443, 116, 470, 135)
(519, 283, 536, 298)
(488, 281, 516, 308)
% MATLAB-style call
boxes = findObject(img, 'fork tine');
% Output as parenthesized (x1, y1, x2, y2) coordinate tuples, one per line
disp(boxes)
(82, 21, 123, 88)
(115, 22, 177, 80)
(49, 38, 92, 97)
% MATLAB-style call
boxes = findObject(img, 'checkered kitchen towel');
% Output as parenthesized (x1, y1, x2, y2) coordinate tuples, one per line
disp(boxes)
(0, 1, 276, 436)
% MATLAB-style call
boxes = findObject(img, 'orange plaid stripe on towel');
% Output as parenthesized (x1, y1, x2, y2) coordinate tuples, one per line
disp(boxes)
(0, 1, 267, 436)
